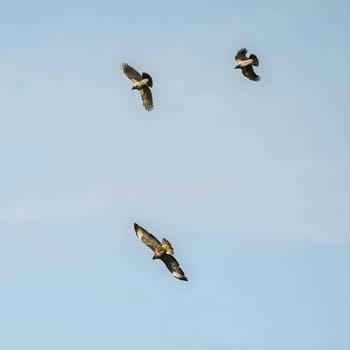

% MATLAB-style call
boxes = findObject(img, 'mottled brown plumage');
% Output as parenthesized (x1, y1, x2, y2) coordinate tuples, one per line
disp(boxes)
(121, 63, 154, 111)
(134, 223, 188, 281)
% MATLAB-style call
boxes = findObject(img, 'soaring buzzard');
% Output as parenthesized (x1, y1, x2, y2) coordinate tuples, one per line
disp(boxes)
(121, 63, 154, 111)
(134, 223, 188, 281)
(234, 48, 260, 81)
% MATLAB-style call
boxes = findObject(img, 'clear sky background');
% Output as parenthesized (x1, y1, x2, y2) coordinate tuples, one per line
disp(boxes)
(1, 0, 349, 349)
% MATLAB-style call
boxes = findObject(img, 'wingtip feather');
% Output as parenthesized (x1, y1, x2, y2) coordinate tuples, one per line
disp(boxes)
(175, 274, 188, 281)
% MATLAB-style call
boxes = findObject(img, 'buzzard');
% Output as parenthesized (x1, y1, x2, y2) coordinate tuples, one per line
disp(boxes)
(234, 48, 260, 81)
(134, 223, 188, 281)
(121, 63, 154, 111)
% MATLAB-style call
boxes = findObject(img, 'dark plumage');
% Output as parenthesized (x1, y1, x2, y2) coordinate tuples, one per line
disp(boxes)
(134, 223, 188, 281)
(234, 48, 260, 81)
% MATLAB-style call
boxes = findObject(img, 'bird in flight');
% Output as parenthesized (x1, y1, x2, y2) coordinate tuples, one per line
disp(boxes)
(234, 48, 260, 81)
(121, 63, 154, 111)
(134, 223, 188, 281)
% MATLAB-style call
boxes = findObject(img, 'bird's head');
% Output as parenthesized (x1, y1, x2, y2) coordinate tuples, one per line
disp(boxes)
(234, 65, 240, 69)
(152, 254, 159, 260)
(131, 86, 137, 90)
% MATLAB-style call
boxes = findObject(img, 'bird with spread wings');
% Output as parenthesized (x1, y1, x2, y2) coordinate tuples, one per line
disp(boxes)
(121, 63, 154, 111)
(234, 48, 260, 81)
(134, 223, 188, 281)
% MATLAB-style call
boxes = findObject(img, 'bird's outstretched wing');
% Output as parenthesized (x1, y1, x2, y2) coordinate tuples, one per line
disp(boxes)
(242, 65, 260, 81)
(121, 63, 142, 82)
(134, 223, 161, 252)
(160, 254, 188, 281)
(140, 86, 154, 111)
(235, 48, 248, 61)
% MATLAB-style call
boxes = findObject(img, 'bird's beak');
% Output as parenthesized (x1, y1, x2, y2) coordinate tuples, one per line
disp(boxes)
(234, 65, 239, 69)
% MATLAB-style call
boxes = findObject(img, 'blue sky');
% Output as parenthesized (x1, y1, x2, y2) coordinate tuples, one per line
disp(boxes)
(0, 0, 349, 349)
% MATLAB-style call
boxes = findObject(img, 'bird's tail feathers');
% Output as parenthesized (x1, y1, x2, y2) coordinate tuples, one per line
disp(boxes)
(249, 54, 259, 66)
(162, 239, 174, 255)
(142, 73, 153, 87)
